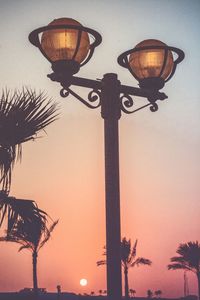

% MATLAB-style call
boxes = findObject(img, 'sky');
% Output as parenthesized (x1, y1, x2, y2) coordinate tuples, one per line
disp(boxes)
(0, 0, 200, 297)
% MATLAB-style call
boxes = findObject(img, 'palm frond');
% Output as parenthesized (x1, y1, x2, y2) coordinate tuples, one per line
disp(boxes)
(0, 224, 34, 252)
(18, 244, 32, 252)
(131, 239, 138, 259)
(0, 191, 47, 235)
(97, 260, 106, 266)
(121, 237, 131, 263)
(0, 235, 18, 243)
(168, 241, 200, 273)
(132, 257, 152, 267)
(0, 88, 59, 191)
(168, 263, 194, 272)
(39, 219, 59, 250)
(0, 232, 28, 247)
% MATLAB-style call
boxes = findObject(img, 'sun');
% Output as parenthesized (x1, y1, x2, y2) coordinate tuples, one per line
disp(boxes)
(80, 278, 88, 286)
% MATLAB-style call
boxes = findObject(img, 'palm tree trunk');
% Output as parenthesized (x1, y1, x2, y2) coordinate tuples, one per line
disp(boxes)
(32, 250, 38, 298)
(124, 266, 129, 299)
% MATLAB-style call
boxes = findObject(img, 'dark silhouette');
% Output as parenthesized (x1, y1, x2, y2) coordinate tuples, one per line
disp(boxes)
(0, 190, 47, 237)
(97, 237, 152, 299)
(0, 88, 58, 192)
(147, 289, 153, 298)
(0, 88, 58, 239)
(57, 285, 61, 300)
(155, 290, 162, 298)
(129, 289, 136, 297)
(168, 241, 200, 300)
(0, 213, 58, 298)
(90, 291, 95, 296)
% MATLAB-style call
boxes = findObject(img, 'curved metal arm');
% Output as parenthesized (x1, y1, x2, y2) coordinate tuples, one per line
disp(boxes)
(60, 87, 101, 109)
(120, 93, 161, 114)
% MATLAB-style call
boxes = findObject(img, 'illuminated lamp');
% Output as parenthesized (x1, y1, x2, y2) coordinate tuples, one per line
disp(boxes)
(118, 39, 184, 90)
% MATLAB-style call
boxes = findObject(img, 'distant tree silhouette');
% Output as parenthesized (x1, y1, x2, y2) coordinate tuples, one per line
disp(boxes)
(99, 289, 103, 296)
(0, 214, 58, 298)
(97, 237, 152, 299)
(90, 291, 95, 296)
(147, 289, 153, 298)
(168, 241, 200, 300)
(129, 289, 136, 297)
(155, 290, 162, 298)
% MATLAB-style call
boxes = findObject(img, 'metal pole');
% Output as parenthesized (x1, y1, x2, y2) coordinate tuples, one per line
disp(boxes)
(101, 73, 122, 300)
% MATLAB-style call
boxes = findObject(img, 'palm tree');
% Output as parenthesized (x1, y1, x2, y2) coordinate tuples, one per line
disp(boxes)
(155, 290, 162, 298)
(0, 215, 58, 297)
(147, 289, 153, 298)
(97, 237, 152, 299)
(0, 88, 58, 235)
(99, 289, 103, 296)
(168, 241, 200, 300)
(129, 289, 136, 297)
(0, 88, 58, 192)
(121, 238, 152, 299)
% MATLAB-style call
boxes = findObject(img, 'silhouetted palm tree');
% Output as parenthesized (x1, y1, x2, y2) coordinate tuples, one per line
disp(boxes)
(168, 241, 200, 300)
(90, 291, 95, 296)
(0, 88, 58, 192)
(147, 289, 153, 298)
(0, 88, 58, 235)
(99, 289, 103, 296)
(121, 238, 152, 299)
(0, 216, 58, 297)
(129, 289, 136, 297)
(155, 290, 162, 298)
(97, 237, 152, 299)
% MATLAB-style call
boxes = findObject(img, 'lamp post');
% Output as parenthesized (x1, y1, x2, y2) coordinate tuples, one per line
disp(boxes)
(29, 18, 184, 300)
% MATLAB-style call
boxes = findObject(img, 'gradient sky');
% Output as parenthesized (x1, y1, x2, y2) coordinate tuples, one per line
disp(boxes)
(0, 0, 200, 297)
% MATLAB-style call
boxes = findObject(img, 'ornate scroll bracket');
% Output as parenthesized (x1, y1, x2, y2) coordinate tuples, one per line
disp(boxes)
(60, 87, 101, 109)
(120, 92, 167, 114)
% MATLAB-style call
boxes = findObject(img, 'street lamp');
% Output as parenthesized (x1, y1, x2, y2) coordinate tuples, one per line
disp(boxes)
(29, 17, 184, 300)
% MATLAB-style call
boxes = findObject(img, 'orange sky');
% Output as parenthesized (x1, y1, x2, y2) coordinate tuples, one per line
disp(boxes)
(0, 0, 200, 298)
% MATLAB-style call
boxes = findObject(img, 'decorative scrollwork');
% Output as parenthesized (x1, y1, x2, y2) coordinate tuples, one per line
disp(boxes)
(60, 88, 70, 98)
(88, 89, 101, 105)
(120, 93, 161, 114)
(120, 94, 135, 114)
(61, 87, 101, 109)
(149, 102, 158, 112)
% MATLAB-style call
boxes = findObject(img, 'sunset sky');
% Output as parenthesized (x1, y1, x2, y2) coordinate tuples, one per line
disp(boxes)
(0, 0, 200, 298)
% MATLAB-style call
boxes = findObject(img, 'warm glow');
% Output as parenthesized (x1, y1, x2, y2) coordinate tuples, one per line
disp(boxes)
(129, 39, 174, 80)
(80, 278, 88, 286)
(1, 1, 198, 298)
(41, 18, 90, 63)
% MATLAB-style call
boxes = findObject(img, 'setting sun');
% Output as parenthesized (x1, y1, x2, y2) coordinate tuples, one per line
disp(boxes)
(80, 279, 88, 286)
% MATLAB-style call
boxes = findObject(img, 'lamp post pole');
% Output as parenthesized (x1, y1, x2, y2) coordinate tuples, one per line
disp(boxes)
(102, 73, 122, 300)
(28, 18, 184, 300)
